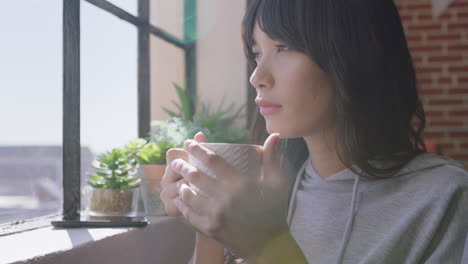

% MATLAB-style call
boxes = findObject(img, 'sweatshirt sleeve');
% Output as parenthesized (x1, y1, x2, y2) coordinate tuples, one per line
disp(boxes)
(420, 177, 468, 264)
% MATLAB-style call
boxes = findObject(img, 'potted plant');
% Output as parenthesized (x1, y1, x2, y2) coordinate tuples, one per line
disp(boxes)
(156, 82, 249, 144)
(86, 148, 141, 216)
(125, 139, 177, 216)
(127, 139, 177, 191)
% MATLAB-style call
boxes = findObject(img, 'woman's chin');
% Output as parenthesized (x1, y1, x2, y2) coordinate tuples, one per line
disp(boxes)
(265, 121, 304, 139)
(265, 123, 294, 138)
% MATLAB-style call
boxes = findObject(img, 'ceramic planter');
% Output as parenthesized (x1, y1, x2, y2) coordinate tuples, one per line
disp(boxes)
(88, 188, 139, 216)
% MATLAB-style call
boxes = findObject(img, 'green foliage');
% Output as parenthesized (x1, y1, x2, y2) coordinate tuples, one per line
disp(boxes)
(154, 83, 249, 145)
(124, 138, 178, 165)
(87, 148, 141, 190)
(162, 82, 194, 121)
(191, 96, 249, 143)
(124, 138, 147, 167)
(137, 141, 177, 165)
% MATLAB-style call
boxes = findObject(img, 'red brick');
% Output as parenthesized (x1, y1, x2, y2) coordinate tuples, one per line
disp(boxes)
(410, 45, 443, 52)
(450, 154, 468, 161)
(428, 55, 463, 62)
(448, 23, 468, 30)
(452, 2, 468, 8)
(406, 35, 422, 42)
(418, 13, 451, 21)
(448, 110, 468, 116)
(429, 99, 463, 105)
(448, 88, 468, 94)
(417, 77, 433, 84)
(418, 14, 433, 21)
(429, 121, 463, 126)
(439, 13, 452, 20)
(461, 143, 468, 148)
(458, 12, 468, 19)
(425, 111, 444, 117)
(413, 57, 424, 63)
(406, 3, 432, 10)
(449, 132, 468, 138)
(448, 66, 468, 73)
(439, 143, 455, 149)
(417, 66, 443, 73)
(424, 132, 445, 138)
(438, 77, 452, 84)
(419, 88, 444, 95)
(448, 44, 468, 51)
(408, 24, 442, 31)
(459, 77, 468, 84)
(427, 33, 461, 41)
(401, 15, 413, 22)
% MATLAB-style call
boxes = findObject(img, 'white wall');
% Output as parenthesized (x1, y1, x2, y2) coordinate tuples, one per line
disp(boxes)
(150, 0, 248, 129)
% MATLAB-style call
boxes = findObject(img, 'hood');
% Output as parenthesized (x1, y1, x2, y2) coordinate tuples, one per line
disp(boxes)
(393, 152, 464, 177)
(287, 152, 464, 264)
(306, 152, 464, 182)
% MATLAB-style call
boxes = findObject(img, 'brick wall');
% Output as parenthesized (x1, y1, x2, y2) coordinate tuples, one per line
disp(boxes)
(395, 0, 468, 169)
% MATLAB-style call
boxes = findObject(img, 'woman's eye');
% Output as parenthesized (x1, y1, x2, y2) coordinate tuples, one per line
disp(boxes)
(277, 45, 290, 52)
(252, 52, 261, 59)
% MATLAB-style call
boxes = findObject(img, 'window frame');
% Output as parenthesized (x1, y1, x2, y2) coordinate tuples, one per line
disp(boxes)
(0, 0, 197, 230)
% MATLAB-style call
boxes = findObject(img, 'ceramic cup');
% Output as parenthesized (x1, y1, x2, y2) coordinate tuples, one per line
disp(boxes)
(187, 143, 262, 195)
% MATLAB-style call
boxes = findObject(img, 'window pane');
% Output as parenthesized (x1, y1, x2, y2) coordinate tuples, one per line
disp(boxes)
(81, 1, 138, 211)
(150, 0, 184, 41)
(0, 1, 63, 224)
(150, 35, 186, 121)
(106, 0, 137, 16)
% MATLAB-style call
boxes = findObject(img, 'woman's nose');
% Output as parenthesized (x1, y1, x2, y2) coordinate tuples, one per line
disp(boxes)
(249, 64, 274, 90)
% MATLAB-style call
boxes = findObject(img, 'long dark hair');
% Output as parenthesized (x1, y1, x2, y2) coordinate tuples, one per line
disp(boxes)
(243, 0, 426, 179)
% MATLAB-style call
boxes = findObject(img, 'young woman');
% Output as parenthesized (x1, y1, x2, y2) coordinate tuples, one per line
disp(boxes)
(160, 0, 468, 263)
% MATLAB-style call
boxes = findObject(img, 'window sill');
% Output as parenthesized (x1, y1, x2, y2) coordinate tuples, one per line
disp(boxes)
(0, 216, 195, 264)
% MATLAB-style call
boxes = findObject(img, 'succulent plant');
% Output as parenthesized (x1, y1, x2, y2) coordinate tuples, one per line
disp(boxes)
(87, 148, 141, 189)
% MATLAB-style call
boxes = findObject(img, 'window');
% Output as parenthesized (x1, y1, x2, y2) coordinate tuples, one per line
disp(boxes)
(0, 0, 63, 225)
(1, 0, 197, 228)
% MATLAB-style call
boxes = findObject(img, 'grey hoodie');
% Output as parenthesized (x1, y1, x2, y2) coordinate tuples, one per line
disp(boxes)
(288, 153, 468, 264)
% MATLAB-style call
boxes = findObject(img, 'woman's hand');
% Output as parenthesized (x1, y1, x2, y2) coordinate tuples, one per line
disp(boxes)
(171, 133, 292, 258)
(160, 132, 206, 218)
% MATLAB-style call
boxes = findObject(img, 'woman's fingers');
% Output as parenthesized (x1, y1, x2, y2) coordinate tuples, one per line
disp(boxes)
(171, 158, 219, 197)
(160, 179, 187, 217)
(178, 183, 212, 216)
(162, 148, 188, 187)
(160, 179, 188, 200)
(193, 131, 207, 143)
(174, 195, 222, 236)
(183, 139, 236, 181)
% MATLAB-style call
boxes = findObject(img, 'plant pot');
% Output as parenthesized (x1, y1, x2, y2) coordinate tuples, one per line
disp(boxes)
(140, 164, 166, 191)
(88, 188, 139, 217)
(139, 164, 167, 216)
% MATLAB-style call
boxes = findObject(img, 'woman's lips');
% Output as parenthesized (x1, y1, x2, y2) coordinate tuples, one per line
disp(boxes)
(259, 106, 282, 115)
(255, 99, 282, 115)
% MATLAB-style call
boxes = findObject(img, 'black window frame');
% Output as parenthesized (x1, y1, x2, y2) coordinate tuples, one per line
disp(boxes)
(59, 0, 197, 226)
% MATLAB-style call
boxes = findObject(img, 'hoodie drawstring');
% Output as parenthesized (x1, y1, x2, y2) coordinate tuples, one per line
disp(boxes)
(336, 175, 361, 264)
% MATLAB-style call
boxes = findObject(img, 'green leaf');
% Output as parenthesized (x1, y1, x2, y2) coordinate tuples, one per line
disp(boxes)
(87, 174, 105, 182)
(162, 107, 180, 118)
(173, 82, 193, 121)
(87, 181, 107, 189)
(95, 171, 108, 177)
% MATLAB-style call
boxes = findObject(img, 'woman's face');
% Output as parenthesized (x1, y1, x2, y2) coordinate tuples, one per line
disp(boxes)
(250, 23, 335, 138)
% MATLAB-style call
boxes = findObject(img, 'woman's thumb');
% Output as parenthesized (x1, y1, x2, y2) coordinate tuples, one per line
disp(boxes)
(262, 133, 281, 176)
(193, 131, 207, 143)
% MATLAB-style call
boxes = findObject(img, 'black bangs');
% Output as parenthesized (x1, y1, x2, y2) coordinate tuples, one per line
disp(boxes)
(242, 0, 308, 66)
(243, 0, 426, 179)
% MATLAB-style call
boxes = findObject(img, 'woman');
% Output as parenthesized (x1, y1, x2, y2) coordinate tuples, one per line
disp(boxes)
(160, 0, 468, 263)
